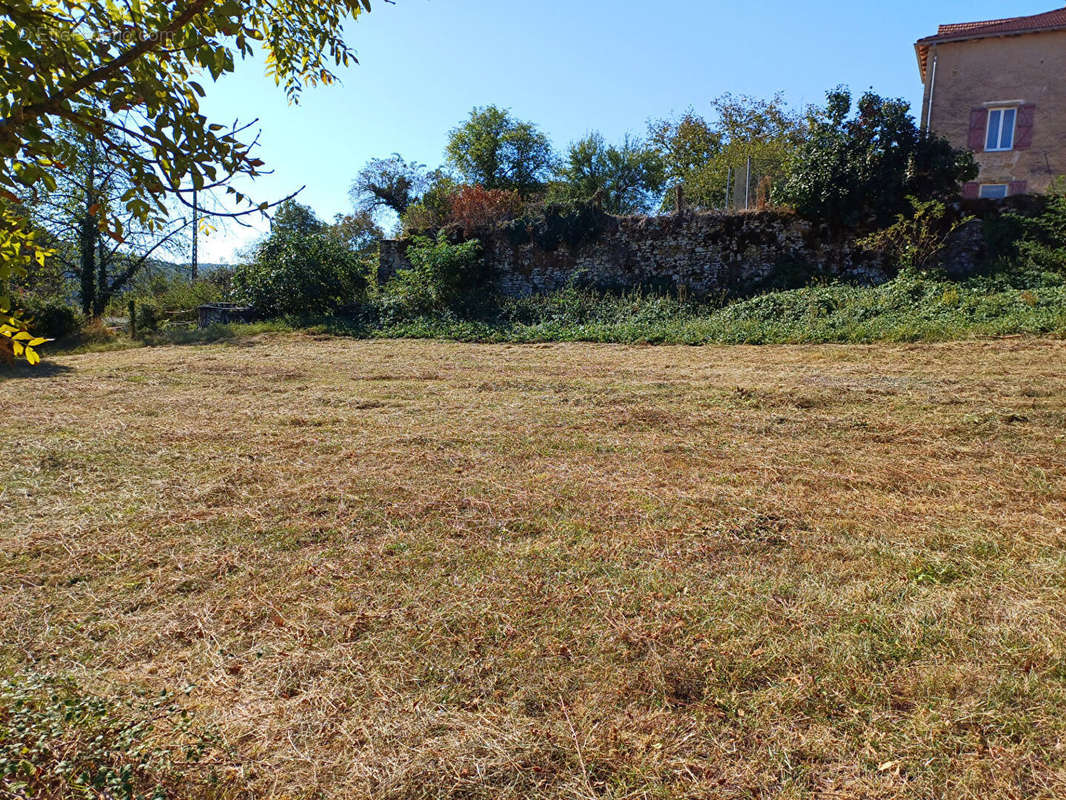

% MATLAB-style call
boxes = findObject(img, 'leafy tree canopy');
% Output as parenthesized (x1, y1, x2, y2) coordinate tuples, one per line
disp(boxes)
(551, 133, 666, 215)
(650, 94, 806, 211)
(350, 154, 433, 218)
(781, 88, 977, 228)
(0, 0, 374, 357)
(234, 202, 367, 317)
(647, 111, 722, 194)
(270, 200, 325, 237)
(445, 106, 556, 196)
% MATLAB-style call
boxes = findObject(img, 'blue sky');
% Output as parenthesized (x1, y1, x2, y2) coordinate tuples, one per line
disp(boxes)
(197, 0, 1057, 261)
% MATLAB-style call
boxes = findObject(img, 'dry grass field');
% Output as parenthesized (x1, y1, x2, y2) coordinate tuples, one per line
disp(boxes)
(3, 334, 1066, 799)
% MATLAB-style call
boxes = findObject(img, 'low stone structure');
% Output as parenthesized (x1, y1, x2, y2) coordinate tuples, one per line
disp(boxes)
(381, 210, 894, 299)
(198, 304, 256, 328)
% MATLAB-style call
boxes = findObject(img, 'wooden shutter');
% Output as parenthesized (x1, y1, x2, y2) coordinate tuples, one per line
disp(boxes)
(1008, 181, 1029, 196)
(968, 108, 989, 151)
(1014, 104, 1036, 150)
(962, 182, 980, 199)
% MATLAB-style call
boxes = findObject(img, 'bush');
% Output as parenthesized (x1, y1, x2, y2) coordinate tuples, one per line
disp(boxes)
(15, 297, 83, 339)
(135, 301, 161, 334)
(1016, 192, 1066, 274)
(859, 198, 972, 274)
(233, 231, 368, 317)
(447, 186, 523, 234)
(382, 233, 483, 315)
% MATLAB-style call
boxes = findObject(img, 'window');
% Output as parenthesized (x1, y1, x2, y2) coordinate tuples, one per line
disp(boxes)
(979, 184, 1009, 200)
(985, 107, 1017, 151)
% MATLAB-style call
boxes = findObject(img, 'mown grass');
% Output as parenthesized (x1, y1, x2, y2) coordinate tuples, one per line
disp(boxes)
(3, 335, 1066, 798)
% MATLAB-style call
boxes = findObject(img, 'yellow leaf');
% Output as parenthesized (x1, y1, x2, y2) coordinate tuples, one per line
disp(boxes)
(12, 331, 32, 341)
(12, 341, 24, 357)
(28, 337, 50, 347)
(25, 347, 40, 366)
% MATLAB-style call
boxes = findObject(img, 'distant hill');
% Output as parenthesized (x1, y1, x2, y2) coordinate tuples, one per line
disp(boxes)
(141, 259, 233, 278)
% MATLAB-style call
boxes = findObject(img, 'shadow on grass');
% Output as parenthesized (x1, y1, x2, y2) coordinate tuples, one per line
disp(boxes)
(0, 360, 75, 380)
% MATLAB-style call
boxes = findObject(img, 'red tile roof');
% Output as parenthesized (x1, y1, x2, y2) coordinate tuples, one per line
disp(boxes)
(916, 7, 1066, 78)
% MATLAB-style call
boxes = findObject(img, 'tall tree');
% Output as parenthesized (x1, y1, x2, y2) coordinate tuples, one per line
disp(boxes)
(0, 0, 375, 361)
(328, 211, 384, 258)
(445, 106, 556, 195)
(553, 133, 666, 215)
(647, 111, 722, 196)
(27, 124, 191, 316)
(350, 154, 432, 218)
(269, 200, 325, 238)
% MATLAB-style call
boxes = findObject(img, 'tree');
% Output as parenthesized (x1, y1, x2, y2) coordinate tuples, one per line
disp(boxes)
(328, 211, 384, 258)
(26, 123, 191, 316)
(0, 0, 375, 360)
(445, 106, 556, 195)
(648, 111, 722, 191)
(552, 133, 666, 215)
(781, 88, 977, 228)
(269, 200, 325, 238)
(649, 94, 806, 211)
(401, 173, 460, 233)
(350, 155, 432, 218)
(233, 204, 367, 317)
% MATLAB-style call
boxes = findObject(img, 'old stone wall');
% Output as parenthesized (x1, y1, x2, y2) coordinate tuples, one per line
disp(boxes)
(380, 210, 895, 298)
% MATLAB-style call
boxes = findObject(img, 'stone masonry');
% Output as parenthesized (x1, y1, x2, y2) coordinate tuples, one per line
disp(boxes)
(380, 210, 894, 299)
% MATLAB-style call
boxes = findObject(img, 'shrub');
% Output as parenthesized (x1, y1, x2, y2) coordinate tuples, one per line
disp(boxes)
(135, 301, 161, 334)
(233, 231, 368, 317)
(383, 233, 483, 315)
(1016, 192, 1066, 274)
(113, 272, 226, 318)
(447, 186, 522, 234)
(15, 297, 83, 339)
(859, 198, 972, 274)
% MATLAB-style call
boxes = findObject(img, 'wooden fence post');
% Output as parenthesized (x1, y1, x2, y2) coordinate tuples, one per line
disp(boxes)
(129, 300, 137, 339)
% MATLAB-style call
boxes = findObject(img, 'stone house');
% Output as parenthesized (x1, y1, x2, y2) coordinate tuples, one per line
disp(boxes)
(915, 7, 1066, 198)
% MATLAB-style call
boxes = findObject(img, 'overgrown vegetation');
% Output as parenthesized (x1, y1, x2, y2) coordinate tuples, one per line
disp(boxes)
(230, 200, 371, 317)
(348, 274, 1066, 345)
(378, 233, 483, 317)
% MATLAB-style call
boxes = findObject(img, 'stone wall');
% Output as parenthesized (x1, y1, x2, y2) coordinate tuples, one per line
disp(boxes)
(380, 210, 894, 299)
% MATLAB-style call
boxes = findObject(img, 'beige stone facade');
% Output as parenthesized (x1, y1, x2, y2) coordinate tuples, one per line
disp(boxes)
(917, 19, 1066, 197)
